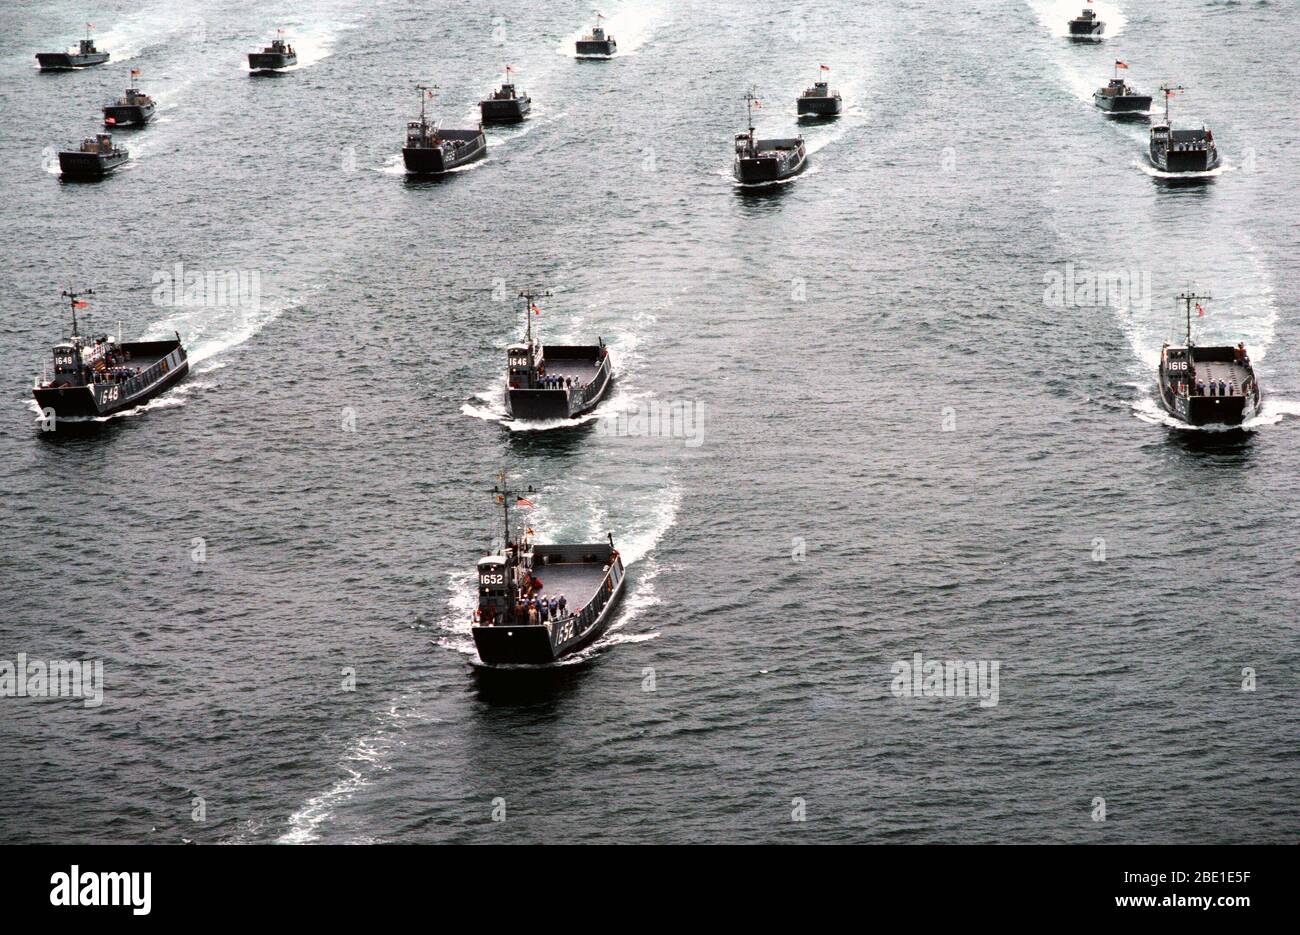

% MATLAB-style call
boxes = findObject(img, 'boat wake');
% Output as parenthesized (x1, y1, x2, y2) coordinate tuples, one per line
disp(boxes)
(26, 379, 208, 424)
(95, 3, 209, 63)
(143, 294, 296, 370)
(1130, 392, 1300, 431)
(558, 2, 668, 58)
(276, 694, 427, 844)
(1027, 0, 1127, 39)
(1133, 159, 1233, 180)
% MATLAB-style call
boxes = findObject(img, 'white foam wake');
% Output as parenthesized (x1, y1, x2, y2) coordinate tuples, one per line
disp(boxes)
(559, 2, 668, 58)
(1027, 0, 1127, 39)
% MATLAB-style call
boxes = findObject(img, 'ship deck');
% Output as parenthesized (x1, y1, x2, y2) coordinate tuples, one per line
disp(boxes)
(1191, 359, 1252, 388)
(530, 561, 606, 611)
(541, 358, 601, 383)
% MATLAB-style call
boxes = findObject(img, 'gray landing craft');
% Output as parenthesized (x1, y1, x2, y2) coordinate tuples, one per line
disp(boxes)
(1068, 6, 1105, 39)
(480, 67, 531, 124)
(471, 476, 626, 666)
(1093, 61, 1151, 115)
(103, 82, 156, 128)
(32, 289, 189, 422)
(36, 28, 109, 70)
(575, 14, 617, 57)
(58, 133, 128, 179)
(1158, 292, 1259, 427)
(505, 288, 613, 421)
(1149, 84, 1219, 174)
(797, 68, 842, 118)
(248, 34, 296, 73)
(734, 91, 806, 185)
(403, 85, 487, 175)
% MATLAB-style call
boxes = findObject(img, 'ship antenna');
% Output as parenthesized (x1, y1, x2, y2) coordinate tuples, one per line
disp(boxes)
(743, 89, 758, 152)
(415, 83, 439, 133)
(1178, 288, 1211, 347)
(1159, 83, 1184, 122)
(490, 473, 536, 599)
(518, 285, 552, 352)
(61, 287, 92, 340)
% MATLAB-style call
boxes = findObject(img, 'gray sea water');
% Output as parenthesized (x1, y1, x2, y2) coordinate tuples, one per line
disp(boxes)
(0, 0, 1296, 843)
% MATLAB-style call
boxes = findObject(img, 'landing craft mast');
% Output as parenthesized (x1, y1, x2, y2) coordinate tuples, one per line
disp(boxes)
(742, 90, 759, 154)
(415, 83, 439, 136)
(490, 472, 535, 601)
(1178, 289, 1211, 347)
(1158, 83, 1184, 122)
(518, 285, 552, 366)
(61, 287, 93, 339)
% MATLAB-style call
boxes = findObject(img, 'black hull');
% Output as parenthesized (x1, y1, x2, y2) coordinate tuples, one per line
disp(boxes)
(33, 346, 188, 421)
(480, 99, 531, 123)
(1149, 145, 1220, 174)
(37, 52, 109, 70)
(1068, 23, 1105, 38)
(103, 104, 155, 127)
(403, 133, 487, 175)
(58, 150, 128, 179)
(575, 40, 616, 56)
(248, 53, 296, 72)
(472, 570, 626, 666)
(734, 148, 807, 184)
(797, 98, 842, 118)
(1159, 385, 1255, 427)
(1095, 94, 1152, 113)
(506, 348, 613, 421)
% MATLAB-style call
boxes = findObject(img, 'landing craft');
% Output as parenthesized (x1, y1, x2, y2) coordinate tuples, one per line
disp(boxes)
(1068, 4, 1105, 40)
(1093, 61, 1151, 115)
(1158, 291, 1260, 427)
(797, 65, 842, 119)
(402, 84, 487, 174)
(103, 72, 156, 128)
(58, 133, 128, 179)
(36, 26, 109, 70)
(504, 287, 613, 421)
(480, 66, 531, 124)
(32, 289, 189, 422)
(1149, 85, 1220, 174)
(248, 31, 297, 73)
(576, 13, 617, 57)
(734, 91, 806, 185)
(470, 474, 626, 666)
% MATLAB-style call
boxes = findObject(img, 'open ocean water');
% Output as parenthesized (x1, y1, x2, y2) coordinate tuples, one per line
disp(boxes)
(0, 0, 1296, 844)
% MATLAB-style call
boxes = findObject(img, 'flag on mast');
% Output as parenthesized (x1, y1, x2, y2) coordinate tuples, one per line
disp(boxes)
(1115, 60, 1128, 69)
(1196, 303, 1206, 317)
(515, 496, 535, 508)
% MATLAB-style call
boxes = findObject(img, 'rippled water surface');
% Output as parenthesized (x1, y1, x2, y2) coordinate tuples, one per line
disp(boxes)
(0, 0, 1296, 843)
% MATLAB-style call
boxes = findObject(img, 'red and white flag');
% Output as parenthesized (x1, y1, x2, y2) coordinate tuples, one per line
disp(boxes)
(515, 496, 535, 508)
(819, 64, 829, 72)
(1115, 60, 1128, 69)
(531, 303, 541, 316)
(1196, 303, 1206, 317)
